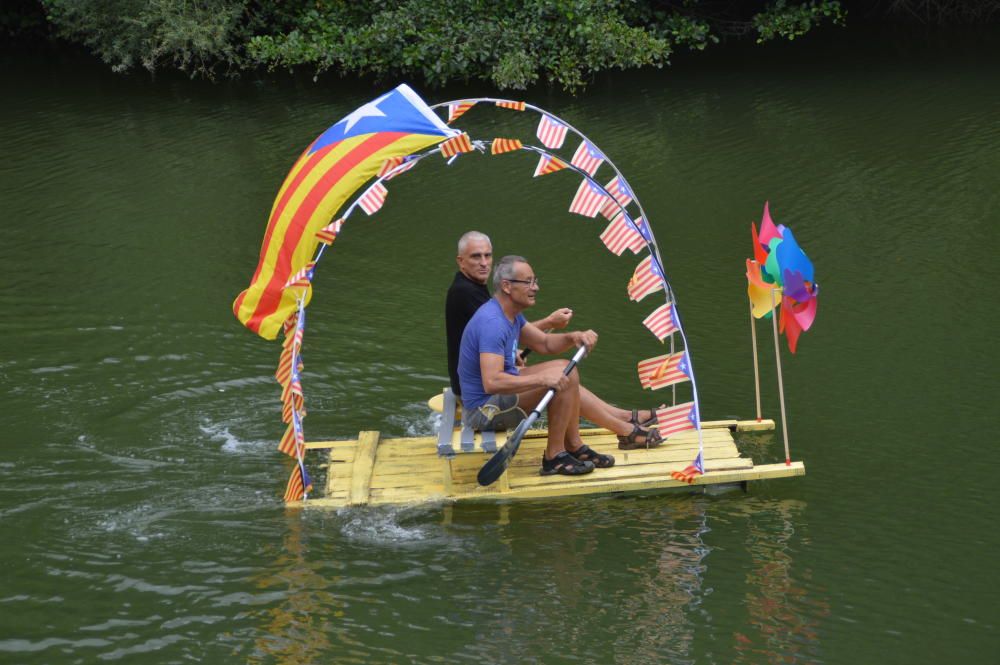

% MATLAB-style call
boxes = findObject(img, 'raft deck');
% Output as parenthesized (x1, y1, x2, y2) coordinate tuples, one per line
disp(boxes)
(299, 417, 804, 508)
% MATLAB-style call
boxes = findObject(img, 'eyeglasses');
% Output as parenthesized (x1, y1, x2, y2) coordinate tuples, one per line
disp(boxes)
(506, 277, 539, 287)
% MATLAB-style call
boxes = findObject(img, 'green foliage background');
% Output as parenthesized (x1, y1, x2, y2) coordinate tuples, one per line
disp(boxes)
(18, 1, 851, 90)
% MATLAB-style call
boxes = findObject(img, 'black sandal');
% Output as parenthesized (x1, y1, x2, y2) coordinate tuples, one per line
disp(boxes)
(540, 451, 594, 476)
(566, 444, 615, 468)
(617, 425, 664, 450)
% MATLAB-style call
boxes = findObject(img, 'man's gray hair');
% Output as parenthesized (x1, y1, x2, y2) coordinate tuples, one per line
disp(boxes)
(457, 230, 491, 255)
(493, 255, 528, 292)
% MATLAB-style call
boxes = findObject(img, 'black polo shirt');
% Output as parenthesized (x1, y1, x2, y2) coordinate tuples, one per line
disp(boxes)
(445, 271, 490, 396)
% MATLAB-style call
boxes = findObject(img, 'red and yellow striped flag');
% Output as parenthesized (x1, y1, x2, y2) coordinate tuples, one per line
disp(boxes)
(495, 100, 526, 111)
(533, 154, 568, 177)
(440, 133, 474, 157)
(233, 85, 456, 340)
(448, 101, 476, 122)
(283, 463, 313, 502)
(490, 138, 523, 155)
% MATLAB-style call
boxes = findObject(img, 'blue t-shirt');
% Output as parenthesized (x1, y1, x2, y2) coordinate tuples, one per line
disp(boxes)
(458, 298, 527, 409)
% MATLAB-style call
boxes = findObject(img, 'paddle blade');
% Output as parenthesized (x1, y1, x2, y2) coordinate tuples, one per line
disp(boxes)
(477, 416, 534, 486)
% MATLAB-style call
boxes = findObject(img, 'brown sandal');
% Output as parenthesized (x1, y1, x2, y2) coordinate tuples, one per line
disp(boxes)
(617, 425, 663, 450)
(630, 407, 661, 428)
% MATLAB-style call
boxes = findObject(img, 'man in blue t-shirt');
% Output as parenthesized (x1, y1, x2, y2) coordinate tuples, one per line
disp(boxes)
(459, 255, 658, 476)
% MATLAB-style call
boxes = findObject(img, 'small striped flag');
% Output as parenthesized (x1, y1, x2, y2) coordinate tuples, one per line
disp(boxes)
(571, 141, 604, 176)
(671, 451, 704, 484)
(652, 401, 698, 439)
(315, 218, 343, 245)
(278, 422, 297, 456)
(600, 213, 646, 256)
(358, 182, 387, 215)
(533, 154, 568, 177)
(599, 176, 635, 219)
(283, 262, 315, 290)
(448, 101, 475, 122)
(439, 133, 474, 157)
(569, 179, 610, 218)
(377, 156, 417, 180)
(627, 255, 665, 302)
(283, 463, 313, 502)
(495, 100, 526, 111)
(536, 114, 568, 149)
(281, 396, 305, 424)
(275, 346, 292, 385)
(490, 138, 523, 155)
(637, 351, 691, 390)
(642, 302, 679, 341)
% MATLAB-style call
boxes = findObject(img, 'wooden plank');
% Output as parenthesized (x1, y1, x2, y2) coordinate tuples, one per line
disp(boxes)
(348, 431, 381, 506)
(736, 419, 776, 432)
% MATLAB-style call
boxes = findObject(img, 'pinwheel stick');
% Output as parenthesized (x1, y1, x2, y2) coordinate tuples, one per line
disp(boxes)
(770, 287, 792, 465)
(749, 297, 762, 422)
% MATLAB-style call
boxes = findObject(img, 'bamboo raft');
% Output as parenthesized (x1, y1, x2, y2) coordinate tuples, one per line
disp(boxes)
(295, 393, 805, 508)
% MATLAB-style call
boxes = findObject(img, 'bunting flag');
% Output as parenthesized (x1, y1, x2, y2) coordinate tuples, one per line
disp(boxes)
(671, 451, 704, 484)
(600, 213, 646, 256)
(599, 176, 634, 219)
(275, 345, 293, 385)
(536, 114, 568, 149)
(568, 179, 610, 217)
(377, 155, 417, 180)
(570, 141, 604, 176)
(315, 218, 343, 245)
(283, 463, 313, 502)
(439, 133, 474, 157)
(283, 262, 315, 290)
(447, 101, 475, 123)
(358, 182, 388, 215)
(533, 154, 568, 177)
(233, 84, 456, 340)
(637, 351, 691, 390)
(278, 422, 297, 456)
(495, 100, 526, 111)
(627, 255, 665, 301)
(642, 302, 679, 341)
(490, 138, 523, 155)
(653, 401, 698, 439)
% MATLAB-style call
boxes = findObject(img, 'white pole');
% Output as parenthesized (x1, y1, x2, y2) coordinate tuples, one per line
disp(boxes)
(770, 288, 791, 465)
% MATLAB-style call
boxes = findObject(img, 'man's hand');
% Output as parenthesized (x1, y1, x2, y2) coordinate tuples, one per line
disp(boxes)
(571, 330, 598, 354)
(538, 364, 571, 391)
(545, 308, 573, 330)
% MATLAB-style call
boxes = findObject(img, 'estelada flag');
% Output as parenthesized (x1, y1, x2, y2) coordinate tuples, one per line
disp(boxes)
(233, 84, 457, 340)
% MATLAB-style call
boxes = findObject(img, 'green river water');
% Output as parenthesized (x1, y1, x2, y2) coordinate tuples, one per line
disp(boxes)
(1, 28, 998, 664)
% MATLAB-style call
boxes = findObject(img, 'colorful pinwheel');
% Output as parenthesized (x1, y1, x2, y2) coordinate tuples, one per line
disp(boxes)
(746, 202, 819, 353)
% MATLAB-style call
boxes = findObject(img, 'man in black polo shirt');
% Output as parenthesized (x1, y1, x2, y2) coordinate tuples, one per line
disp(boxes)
(446, 231, 572, 398)
(444, 231, 663, 450)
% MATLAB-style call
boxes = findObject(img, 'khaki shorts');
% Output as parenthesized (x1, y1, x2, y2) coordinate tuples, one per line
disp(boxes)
(463, 394, 527, 431)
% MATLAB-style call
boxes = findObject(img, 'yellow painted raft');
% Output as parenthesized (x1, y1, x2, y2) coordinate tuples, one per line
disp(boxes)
(297, 407, 804, 508)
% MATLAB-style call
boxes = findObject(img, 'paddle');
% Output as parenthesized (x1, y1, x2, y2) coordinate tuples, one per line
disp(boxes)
(476, 344, 588, 486)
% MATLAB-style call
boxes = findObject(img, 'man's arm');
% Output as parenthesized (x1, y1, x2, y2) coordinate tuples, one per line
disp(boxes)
(520, 323, 598, 356)
(480, 353, 569, 394)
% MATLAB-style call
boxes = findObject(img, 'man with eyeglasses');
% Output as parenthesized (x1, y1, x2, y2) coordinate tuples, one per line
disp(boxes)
(457, 254, 662, 477)
(445, 231, 571, 401)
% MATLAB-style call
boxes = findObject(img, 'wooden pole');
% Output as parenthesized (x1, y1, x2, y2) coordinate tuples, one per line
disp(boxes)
(749, 297, 762, 422)
(770, 288, 791, 465)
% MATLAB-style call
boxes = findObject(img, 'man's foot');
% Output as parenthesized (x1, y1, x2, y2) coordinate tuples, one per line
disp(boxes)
(617, 425, 664, 450)
(566, 444, 615, 468)
(630, 406, 664, 428)
(540, 451, 594, 476)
